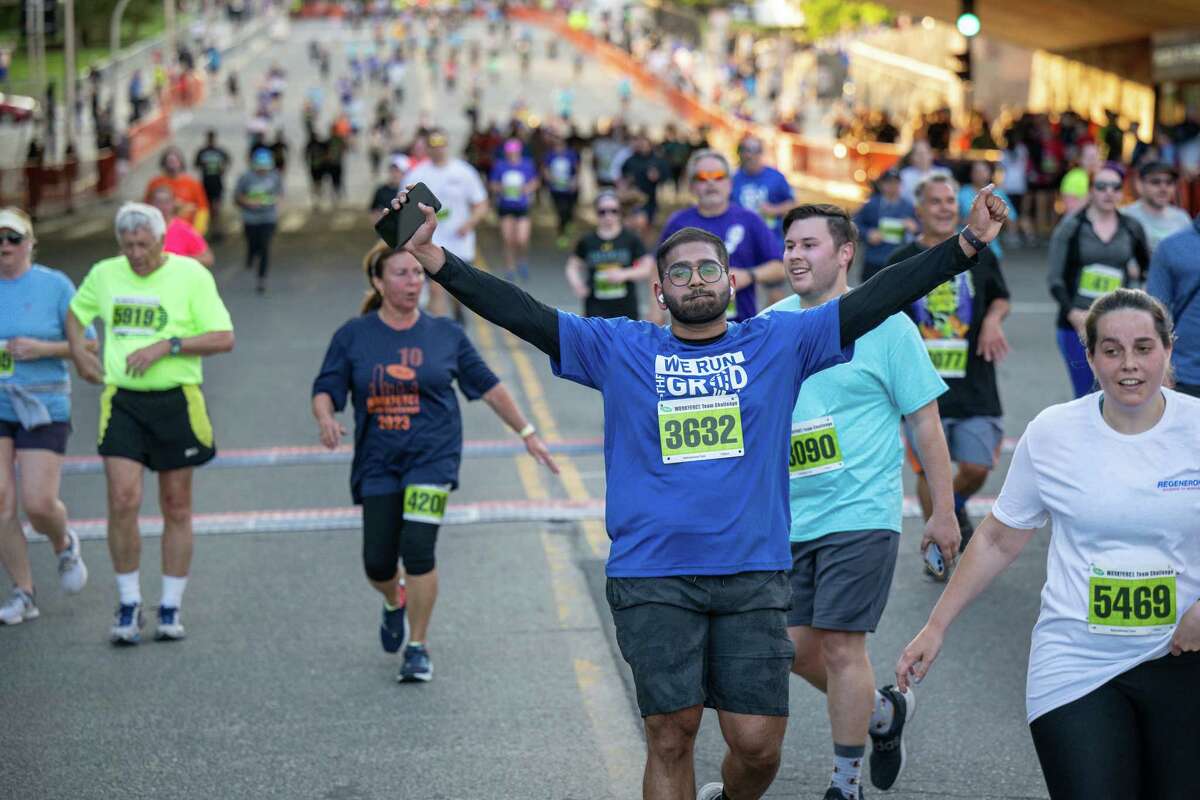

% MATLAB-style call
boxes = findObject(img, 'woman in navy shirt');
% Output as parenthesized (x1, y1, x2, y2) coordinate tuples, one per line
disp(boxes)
(488, 138, 539, 282)
(312, 242, 557, 683)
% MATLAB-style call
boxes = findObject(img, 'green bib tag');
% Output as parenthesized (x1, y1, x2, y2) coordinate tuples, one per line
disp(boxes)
(0, 342, 13, 378)
(593, 262, 628, 300)
(925, 338, 969, 378)
(658, 394, 744, 464)
(1088, 564, 1177, 636)
(403, 484, 450, 524)
(788, 416, 844, 478)
(111, 295, 167, 337)
(878, 216, 906, 245)
(1077, 264, 1124, 299)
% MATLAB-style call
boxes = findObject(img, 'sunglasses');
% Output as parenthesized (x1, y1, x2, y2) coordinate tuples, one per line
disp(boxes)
(596, 207, 621, 216)
(1092, 181, 1122, 192)
(666, 259, 725, 287)
(0, 232, 25, 245)
(693, 170, 728, 183)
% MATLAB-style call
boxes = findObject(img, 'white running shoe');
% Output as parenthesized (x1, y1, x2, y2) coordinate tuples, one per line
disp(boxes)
(110, 602, 144, 645)
(155, 606, 186, 641)
(0, 588, 39, 625)
(57, 529, 88, 594)
(696, 783, 725, 800)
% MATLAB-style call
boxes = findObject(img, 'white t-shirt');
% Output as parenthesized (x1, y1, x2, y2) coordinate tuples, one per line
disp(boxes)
(991, 389, 1200, 722)
(403, 159, 488, 260)
(1120, 200, 1192, 254)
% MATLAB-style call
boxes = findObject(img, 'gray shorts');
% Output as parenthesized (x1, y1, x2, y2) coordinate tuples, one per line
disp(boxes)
(905, 415, 1003, 471)
(606, 571, 794, 718)
(788, 529, 900, 632)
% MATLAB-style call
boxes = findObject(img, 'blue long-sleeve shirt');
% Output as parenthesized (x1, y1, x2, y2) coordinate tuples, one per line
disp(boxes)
(1147, 222, 1200, 385)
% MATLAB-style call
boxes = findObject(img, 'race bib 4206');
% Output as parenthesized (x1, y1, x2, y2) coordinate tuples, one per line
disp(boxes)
(1088, 563, 1177, 636)
(658, 394, 744, 464)
(403, 484, 450, 524)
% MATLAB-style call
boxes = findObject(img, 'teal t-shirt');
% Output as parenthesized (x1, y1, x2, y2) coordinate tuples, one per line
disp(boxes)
(765, 296, 946, 541)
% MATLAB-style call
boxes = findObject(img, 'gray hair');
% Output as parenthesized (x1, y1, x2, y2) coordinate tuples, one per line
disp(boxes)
(914, 172, 960, 203)
(686, 149, 731, 183)
(114, 202, 166, 242)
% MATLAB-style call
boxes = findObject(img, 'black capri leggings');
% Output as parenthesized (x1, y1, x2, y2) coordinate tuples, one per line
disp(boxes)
(1029, 650, 1200, 799)
(361, 493, 440, 580)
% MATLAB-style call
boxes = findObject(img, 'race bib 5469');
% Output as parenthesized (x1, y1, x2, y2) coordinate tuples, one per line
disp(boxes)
(1088, 564, 1177, 636)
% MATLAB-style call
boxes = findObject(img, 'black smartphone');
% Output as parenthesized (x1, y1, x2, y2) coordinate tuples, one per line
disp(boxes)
(374, 182, 442, 250)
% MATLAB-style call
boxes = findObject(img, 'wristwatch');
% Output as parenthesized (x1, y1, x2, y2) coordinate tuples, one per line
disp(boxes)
(959, 226, 987, 254)
(168, 337, 183, 356)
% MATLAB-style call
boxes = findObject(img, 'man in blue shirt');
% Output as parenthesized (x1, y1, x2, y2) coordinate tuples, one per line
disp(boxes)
(853, 168, 917, 282)
(390, 182, 1008, 800)
(732, 135, 795, 304)
(1147, 217, 1200, 397)
(766, 205, 959, 798)
(660, 150, 784, 322)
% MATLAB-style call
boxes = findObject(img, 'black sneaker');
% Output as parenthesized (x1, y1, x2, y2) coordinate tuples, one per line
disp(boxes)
(823, 786, 864, 799)
(956, 505, 975, 551)
(869, 684, 915, 790)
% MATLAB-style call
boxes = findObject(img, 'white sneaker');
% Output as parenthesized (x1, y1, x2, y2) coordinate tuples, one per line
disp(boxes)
(155, 606, 186, 641)
(57, 529, 88, 594)
(110, 601, 144, 645)
(697, 783, 725, 800)
(0, 588, 39, 625)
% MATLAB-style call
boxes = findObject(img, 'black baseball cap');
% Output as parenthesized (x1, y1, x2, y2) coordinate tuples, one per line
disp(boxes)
(1137, 160, 1178, 179)
(878, 167, 901, 182)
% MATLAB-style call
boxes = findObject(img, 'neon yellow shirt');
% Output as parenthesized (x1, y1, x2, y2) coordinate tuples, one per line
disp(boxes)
(69, 254, 233, 390)
(1060, 168, 1090, 199)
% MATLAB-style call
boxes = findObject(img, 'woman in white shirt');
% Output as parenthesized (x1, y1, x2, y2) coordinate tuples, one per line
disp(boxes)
(896, 288, 1200, 799)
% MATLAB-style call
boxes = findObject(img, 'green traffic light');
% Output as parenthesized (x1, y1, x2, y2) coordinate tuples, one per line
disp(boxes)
(956, 12, 981, 37)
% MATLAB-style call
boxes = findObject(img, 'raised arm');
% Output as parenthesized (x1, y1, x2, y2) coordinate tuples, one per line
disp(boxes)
(393, 193, 561, 360)
(838, 185, 1008, 348)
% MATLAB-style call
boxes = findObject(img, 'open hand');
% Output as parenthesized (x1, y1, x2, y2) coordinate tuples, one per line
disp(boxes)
(976, 318, 1010, 363)
(317, 416, 346, 450)
(524, 433, 560, 475)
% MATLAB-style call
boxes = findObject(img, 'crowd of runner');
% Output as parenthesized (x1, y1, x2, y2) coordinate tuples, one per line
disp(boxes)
(3, 5, 1199, 800)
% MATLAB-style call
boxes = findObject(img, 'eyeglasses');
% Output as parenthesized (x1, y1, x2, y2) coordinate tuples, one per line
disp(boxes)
(1092, 181, 1123, 192)
(666, 259, 726, 286)
(1144, 177, 1174, 186)
(693, 170, 728, 183)
(596, 207, 621, 216)
(0, 232, 25, 245)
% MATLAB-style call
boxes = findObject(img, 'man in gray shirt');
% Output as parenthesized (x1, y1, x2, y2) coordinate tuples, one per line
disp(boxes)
(235, 148, 283, 293)
(1121, 161, 1191, 254)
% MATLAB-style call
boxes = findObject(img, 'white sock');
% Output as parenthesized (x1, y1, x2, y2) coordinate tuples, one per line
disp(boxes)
(831, 745, 865, 797)
(161, 575, 188, 609)
(116, 571, 142, 605)
(870, 690, 895, 733)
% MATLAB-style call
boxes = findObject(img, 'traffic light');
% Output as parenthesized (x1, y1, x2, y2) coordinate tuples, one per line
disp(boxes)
(953, 45, 972, 84)
(956, 0, 981, 38)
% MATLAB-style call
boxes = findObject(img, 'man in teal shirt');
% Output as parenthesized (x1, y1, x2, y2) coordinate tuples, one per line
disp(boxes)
(765, 205, 960, 799)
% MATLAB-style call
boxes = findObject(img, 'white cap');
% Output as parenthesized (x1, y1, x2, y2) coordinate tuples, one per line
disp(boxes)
(0, 209, 31, 237)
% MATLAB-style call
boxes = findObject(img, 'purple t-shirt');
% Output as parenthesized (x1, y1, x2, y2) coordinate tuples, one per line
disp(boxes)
(658, 205, 782, 321)
(489, 158, 537, 213)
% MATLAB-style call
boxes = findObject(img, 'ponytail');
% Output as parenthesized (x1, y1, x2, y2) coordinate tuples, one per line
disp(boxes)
(360, 242, 392, 315)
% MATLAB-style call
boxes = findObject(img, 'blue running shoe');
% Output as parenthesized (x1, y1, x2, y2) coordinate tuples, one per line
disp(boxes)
(110, 602, 144, 645)
(155, 606, 186, 641)
(380, 601, 409, 654)
(517, 262, 530, 281)
(398, 643, 433, 682)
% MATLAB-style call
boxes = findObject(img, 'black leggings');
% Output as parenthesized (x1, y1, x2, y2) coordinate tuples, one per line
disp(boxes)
(551, 191, 577, 234)
(1029, 651, 1200, 799)
(361, 493, 440, 581)
(244, 221, 276, 278)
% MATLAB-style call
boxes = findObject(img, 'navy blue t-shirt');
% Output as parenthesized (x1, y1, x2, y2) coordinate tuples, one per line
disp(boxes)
(312, 312, 499, 503)
(552, 304, 849, 577)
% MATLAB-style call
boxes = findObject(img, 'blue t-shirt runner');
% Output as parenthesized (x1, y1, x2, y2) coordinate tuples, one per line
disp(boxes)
(489, 157, 538, 215)
(312, 312, 499, 503)
(543, 149, 580, 195)
(732, 165, 794, 241)
(0, 264, 86, 427)
(659, 205, 781, 322)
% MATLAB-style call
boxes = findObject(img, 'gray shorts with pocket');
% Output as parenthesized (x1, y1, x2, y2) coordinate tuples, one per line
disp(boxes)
(788, 529, 899, 632)
(606, 571, 794, 718)
(904, 415, 1004, 470)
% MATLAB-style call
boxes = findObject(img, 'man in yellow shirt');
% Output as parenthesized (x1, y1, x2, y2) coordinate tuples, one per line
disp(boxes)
(67, 202, 234, 645)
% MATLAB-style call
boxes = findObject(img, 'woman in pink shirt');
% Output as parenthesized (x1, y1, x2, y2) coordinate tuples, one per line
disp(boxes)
(148, 186, 215, 268)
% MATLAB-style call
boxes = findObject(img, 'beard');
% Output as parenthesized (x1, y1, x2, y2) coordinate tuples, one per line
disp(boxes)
(664, 286, 730, 324)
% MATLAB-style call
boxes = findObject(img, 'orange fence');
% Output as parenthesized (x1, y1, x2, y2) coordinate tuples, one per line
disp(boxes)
(2, 72, 207, 218)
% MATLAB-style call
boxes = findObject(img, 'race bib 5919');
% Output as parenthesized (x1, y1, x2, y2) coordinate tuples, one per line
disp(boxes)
(111, 295, 167, 337)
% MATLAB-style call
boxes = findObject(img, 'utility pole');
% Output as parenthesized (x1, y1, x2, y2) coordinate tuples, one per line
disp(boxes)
(64, 0, 76, 152)
(110, 0, 133, 126)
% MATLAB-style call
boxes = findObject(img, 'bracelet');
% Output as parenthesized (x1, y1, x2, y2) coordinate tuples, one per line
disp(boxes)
(959, 226, 987, 254)
(517, 424, 536, 439)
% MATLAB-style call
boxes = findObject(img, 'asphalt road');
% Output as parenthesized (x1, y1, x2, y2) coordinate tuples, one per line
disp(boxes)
(2, 17, 1069, 800)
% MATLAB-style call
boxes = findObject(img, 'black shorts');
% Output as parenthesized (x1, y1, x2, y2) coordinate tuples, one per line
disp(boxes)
(606, 571, 794, 717)
(497, 207, 529, 219)
(98, 386, 216, 471)
(788, 529, 899, 631)
(0, 419, 71, 454)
